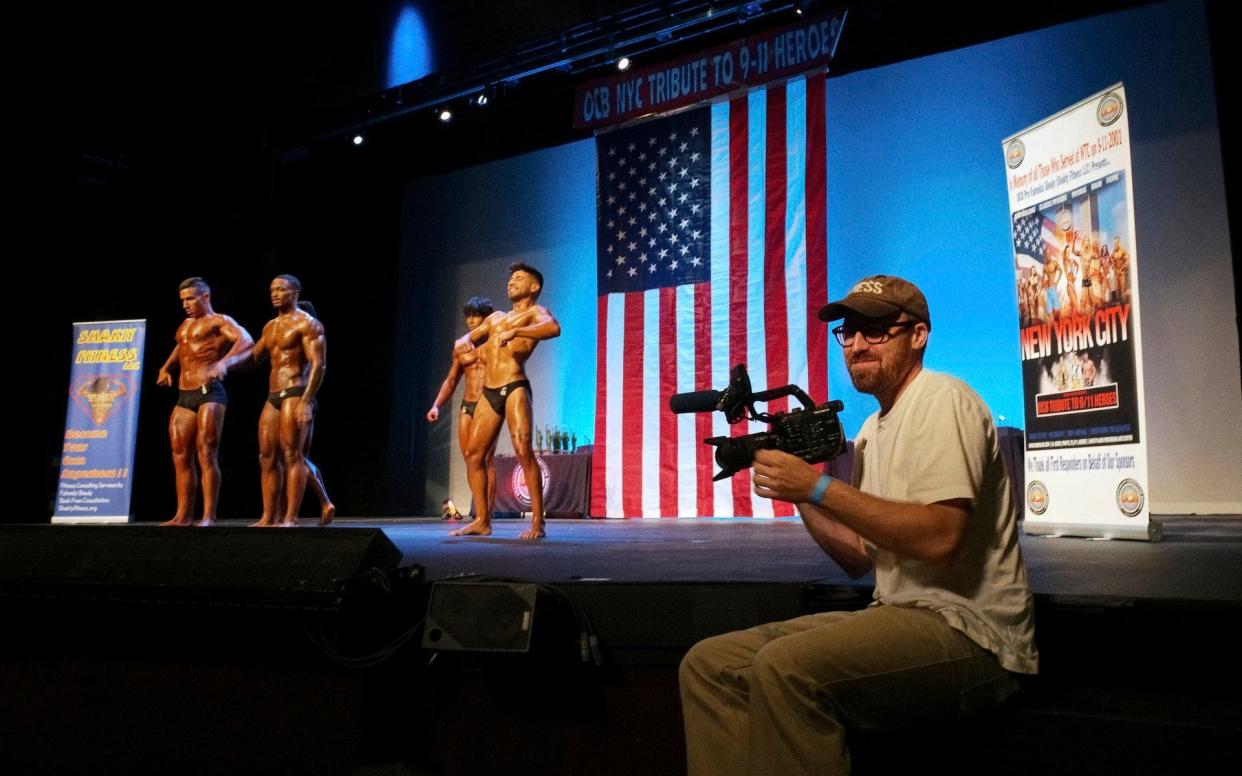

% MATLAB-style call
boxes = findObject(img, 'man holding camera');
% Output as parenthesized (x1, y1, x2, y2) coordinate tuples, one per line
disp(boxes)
(679, 275, 1037, 776)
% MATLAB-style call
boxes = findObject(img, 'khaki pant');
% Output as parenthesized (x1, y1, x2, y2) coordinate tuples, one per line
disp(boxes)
(679, 605, 1018, 776)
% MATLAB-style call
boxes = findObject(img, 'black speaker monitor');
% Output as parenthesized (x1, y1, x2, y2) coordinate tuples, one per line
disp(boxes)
(422, 581, 538, 652)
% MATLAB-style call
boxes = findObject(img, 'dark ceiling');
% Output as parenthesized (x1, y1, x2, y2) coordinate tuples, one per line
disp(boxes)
(29, 1, 1179, 184)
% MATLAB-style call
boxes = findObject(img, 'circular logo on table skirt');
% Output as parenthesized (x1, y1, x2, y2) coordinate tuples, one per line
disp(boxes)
(1026, 481, 1049, 516)
(510, 456, 551, 508)
(1116, 478, 1145, 517)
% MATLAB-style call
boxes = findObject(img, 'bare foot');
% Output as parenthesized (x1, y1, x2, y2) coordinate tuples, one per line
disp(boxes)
(449, 520, 492, 537)
(250, 517, 276, 528)
(194, 518, 216, 527)
(160, 517, 193, 527)
(519, 523, 546, 540)
(319, 503, 336, 526)
(275, 519, 298, 528)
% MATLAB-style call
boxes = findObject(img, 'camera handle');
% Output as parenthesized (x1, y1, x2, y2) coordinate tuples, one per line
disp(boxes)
(744, 385, 818, 424)
(717, 364, 818, 424)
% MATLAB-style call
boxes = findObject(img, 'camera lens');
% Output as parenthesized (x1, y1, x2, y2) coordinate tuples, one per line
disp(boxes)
(713, 432, 777, 478)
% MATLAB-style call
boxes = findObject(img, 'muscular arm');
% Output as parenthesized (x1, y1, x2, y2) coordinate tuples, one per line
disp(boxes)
(299, 323, 327, 405)
(248, 328, 270, 367)
(497, 307, 561, 345)
(207, 316, 256, 379)
(455, 314, 497, 354)
(752, 448, 970, 567)
(157, 344, 179, 386)
(427, 355, 463, 421)
(287, 322, 327, 427)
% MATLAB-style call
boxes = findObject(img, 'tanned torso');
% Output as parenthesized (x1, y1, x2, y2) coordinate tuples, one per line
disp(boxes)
(175, 314, 243, 389)
(459, 346, 485, 402)
(262, 310, 324, 391)
(477, 306, 547, 386)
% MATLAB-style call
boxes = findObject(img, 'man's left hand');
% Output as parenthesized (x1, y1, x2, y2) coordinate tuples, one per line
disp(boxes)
(752, 449, 820, 504)
(296, 402, 314, 427)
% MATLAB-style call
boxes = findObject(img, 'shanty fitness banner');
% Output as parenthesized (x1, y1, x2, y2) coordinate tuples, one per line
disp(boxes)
(53, 320, 146, 523)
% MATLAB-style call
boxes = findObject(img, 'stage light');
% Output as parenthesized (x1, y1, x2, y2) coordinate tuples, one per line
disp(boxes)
(617, 56, 632, 71)
(352, 134, 364, 146)
(438, 108, 453, 122)
(474, 92, 489, 107)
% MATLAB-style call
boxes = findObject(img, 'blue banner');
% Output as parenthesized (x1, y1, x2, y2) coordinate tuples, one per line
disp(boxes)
(53, 320, 146, 523)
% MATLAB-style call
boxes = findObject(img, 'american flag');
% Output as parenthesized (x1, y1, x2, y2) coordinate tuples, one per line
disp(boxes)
(591, 74, 829, 518)
(1012, 210, 1060, 266)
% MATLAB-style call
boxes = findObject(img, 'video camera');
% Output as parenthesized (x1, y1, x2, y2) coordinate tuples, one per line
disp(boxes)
(669, 364, 846, 481)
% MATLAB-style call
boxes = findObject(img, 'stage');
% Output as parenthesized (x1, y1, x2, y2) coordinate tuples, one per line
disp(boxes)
(363, 514, 1242, 599)
(2, 515, 1240, 775)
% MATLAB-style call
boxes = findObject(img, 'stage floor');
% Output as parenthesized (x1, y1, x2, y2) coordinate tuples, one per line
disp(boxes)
(5, 514, 1239, 776)
(325, 514, 1242, 603)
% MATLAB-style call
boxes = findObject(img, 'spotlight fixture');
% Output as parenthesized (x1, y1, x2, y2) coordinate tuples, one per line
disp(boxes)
(617, 56, 632, 71)
(438, 108, 453, 122)
(352, 134, 364, 146)
(473, 92, 489, 107)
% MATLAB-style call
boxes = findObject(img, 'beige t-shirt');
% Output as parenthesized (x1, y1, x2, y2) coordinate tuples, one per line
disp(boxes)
(853, 369, 1039, 674)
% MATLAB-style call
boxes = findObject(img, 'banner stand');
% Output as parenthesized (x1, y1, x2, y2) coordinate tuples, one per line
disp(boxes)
(1003, 84, 1157, 541)
(53, 320, 146, 524)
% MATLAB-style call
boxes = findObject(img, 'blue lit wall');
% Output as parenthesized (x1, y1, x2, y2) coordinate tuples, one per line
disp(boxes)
(396, 0, 1241, 512)
(822, 0, 1227, 438)
(392, 142, 597, 510)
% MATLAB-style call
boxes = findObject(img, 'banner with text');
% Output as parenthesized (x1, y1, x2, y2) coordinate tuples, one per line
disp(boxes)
(53, 320, 146, 523)
(573, 9, 845, 130)
(1003, 84, 1156, 539)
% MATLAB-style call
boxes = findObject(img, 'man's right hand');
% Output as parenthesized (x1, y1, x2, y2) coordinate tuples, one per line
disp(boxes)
(426, 406, 440, 422)
(454, 336, 474, 356)
(752, 449, 820, 505)
(156, 369, 172, 387)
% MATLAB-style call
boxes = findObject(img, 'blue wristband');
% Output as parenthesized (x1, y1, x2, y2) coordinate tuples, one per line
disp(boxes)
(809, 473, 833, 504)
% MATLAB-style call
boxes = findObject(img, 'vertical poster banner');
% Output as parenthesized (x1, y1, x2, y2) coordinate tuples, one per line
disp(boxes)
(1003, 84, 1157, 540)
(53, 320, 146, 523)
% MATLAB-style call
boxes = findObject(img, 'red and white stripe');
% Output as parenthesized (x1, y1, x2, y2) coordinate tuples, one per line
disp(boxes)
(592, 73, 829, 518)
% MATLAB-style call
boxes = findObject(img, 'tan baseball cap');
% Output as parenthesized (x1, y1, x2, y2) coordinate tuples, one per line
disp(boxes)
(817, 275, 931, 326)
